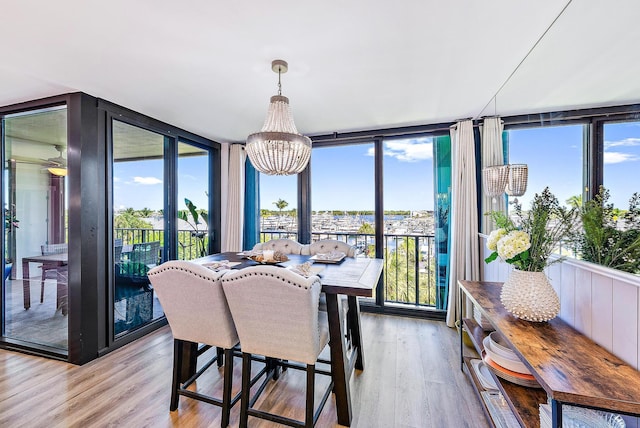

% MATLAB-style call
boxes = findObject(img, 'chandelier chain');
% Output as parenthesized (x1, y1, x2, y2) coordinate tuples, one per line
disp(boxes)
(277, 67, 282, 96)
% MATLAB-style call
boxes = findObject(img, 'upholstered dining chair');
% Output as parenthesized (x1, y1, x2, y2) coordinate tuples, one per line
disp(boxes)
(251, 238, 305, 255)
(221, 265, 333, 428)
(309, 239, 358, 341)
(39, 243, 68, 306)
(308, 239, 357, 258)
(147, 261, 240, 428)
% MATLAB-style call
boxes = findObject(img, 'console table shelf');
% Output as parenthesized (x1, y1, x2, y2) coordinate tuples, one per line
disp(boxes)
(459, 280, 640, 427)
(462, 317, 546, 428)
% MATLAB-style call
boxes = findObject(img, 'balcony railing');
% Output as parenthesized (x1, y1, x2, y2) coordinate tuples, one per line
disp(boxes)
(114, 227, 442, 309)
(114, 228, 208, 261)
(259, 230, 440, 309)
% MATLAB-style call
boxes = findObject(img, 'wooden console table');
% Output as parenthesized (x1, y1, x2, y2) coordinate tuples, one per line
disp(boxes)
(459, 280, 640, 428)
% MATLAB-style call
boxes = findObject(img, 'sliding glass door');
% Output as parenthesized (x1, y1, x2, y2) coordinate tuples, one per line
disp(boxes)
(2, 106, 69, 351)
(177, 140, 211, 260)
(112, 120, 166, 336)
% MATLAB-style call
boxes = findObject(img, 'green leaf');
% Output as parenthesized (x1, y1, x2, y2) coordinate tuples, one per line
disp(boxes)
(185, 198, 199, 225)
(484, 252, 499, 264)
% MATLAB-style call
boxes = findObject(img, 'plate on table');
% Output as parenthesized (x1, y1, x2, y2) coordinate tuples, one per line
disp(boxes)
(483, 335, 531, 374)
(287, 264, 325, 278)
(483, 354, 541, 388)
(471, 358, 498, 390)
(237, 250, 259, 258)
(202, 261, 241, 271)
(248, 254, 289, 264)
(310, 251, 346, 264)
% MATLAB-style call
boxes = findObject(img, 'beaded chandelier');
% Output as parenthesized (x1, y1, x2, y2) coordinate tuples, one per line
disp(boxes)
(246, 60, 311, 175)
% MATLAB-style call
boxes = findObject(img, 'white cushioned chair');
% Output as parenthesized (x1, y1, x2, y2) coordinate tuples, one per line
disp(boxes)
(252, 238, 305, 255)
(308, 239, 357, 258)
(39, 243, 68, 309)
(221, 265, 333, 428)
(147, 261, 240, 427)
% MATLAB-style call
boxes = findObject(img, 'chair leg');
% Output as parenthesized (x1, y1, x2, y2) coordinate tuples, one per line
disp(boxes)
(216, 347, 225, 367)
(240, 353, 252, 428)
(221, 348, 234, 428)
(306, 364, 315, 428)
(170, 339, 182, 411)
(40, 276, 46, 303)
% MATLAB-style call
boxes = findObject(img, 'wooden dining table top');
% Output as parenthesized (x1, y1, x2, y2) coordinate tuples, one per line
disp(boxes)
(22, 252, 68, 264)
(196, 252, 383, 297)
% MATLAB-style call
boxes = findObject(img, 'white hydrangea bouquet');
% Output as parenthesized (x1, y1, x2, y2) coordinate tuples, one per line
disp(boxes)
(485, 187, 578, 272)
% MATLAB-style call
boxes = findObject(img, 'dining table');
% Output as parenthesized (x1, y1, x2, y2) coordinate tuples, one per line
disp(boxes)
(21, 252, 68, 312)
(183, 251, 383, 427)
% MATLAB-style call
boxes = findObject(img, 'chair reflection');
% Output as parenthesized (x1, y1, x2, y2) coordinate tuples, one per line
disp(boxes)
(114, 241, 160, 334)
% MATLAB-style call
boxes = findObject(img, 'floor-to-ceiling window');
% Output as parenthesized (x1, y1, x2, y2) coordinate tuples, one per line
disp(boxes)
(177, 141, 211, 260)
(2, 105, 69, 351)
(259, 173, 298, 241)
(112, 120, 166, 336)
(381, 136, 435, 307)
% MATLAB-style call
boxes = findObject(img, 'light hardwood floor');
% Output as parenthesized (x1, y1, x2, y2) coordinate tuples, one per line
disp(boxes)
(0, 313, 489, 428)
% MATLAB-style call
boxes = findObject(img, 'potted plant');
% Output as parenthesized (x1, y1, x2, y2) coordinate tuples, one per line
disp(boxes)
(485, 187, 578, 321)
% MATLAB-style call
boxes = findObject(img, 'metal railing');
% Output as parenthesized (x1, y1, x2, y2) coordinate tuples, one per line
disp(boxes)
(114, 228, 208, 261)
(114, 227, 441, 308)
(259, 230, 438, 308)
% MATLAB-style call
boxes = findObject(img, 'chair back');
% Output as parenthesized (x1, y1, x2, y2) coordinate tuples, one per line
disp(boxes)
(147, 261, 239, 348)
(130, 241, 160, 267)
(114, 239, 123, 262)
(41, 243, 68, 256)
(253, 239, 305, 255)
(221, 265, 328, 364)
(309, 239, 357, 257)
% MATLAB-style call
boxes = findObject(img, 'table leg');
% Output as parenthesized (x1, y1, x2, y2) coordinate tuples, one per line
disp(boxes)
(347, 295, 365, 370)
(327, 293, 352, 426)
(22, 260, 30, 310)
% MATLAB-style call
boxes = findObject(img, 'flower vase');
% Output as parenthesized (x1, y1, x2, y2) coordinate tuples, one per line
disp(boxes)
(500, 269, 560, 322)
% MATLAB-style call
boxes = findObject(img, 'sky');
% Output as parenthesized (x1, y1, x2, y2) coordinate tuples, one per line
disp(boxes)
(112, 123, 639, 214)
(261, 138, 435, 212)
(510, 122, 640, 209)
(113, 154, 209, 212)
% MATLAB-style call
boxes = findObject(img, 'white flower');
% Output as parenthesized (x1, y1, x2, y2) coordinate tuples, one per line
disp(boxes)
(497, 230, 531, 260)
(487, 228, 507, 251)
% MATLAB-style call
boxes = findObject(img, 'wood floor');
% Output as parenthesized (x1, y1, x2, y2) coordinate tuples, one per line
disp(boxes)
(0, 313, 489, 428)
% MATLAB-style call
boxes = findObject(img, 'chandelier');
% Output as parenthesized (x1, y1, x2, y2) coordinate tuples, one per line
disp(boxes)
(246, 60, 312, 175)
(482, 164, 528, 204)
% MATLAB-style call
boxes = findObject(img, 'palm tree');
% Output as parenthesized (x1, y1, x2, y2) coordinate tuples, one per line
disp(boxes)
(566, 194, 583, 208)
(273, 199, 288, 229)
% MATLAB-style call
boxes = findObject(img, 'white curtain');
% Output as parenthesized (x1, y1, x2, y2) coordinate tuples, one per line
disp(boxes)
(446, 120, 480, 327)
(221, 144, 246, 252)
(481, 117, 506, 233)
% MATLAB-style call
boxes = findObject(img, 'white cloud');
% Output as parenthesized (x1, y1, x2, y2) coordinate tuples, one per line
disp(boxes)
(365, 139, 433, 162)
(603, 151, 640, 164)
(113, 177, 121, 182)
(604, 137, 640, 148)
(133, 176, 163, 185)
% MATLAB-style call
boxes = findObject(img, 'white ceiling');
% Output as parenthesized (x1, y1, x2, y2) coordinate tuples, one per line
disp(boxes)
(2, 0, 640, 143)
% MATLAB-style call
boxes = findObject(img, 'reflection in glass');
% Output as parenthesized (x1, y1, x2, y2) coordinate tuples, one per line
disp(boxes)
(112, 120, 165, 336)
(507, 125, 584, 209)
(3, 106, 69, 350)
(603, 121, 640, 209)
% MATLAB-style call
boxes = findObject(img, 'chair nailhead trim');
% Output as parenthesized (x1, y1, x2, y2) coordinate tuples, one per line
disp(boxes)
(148, 265, 219, 283)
